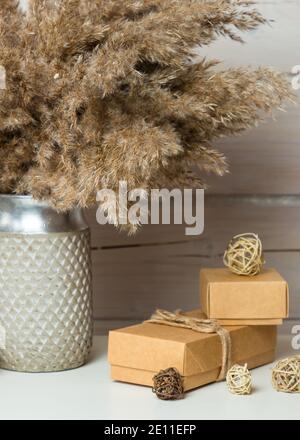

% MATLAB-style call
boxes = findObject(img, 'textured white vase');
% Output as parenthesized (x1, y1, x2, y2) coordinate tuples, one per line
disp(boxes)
(0, 195, 93, 372)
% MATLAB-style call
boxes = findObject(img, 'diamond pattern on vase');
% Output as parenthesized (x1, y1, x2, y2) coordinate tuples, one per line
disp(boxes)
(0, 230, 93, 372)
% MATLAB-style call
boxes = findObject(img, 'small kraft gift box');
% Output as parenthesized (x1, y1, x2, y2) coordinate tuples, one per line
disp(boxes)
(200, 268, 289, 325)
(108, 310, 277, 391)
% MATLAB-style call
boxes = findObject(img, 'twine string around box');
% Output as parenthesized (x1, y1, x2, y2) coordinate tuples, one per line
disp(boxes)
(146, 309, 232, 382)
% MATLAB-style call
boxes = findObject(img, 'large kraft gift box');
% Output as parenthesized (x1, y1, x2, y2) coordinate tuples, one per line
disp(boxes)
(108, 310, 277, 391)
(200, 268, 289, 325)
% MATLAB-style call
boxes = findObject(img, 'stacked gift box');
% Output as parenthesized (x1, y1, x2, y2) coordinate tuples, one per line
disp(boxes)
(200, 268, 288, 326)
(108, 259, 289, 392)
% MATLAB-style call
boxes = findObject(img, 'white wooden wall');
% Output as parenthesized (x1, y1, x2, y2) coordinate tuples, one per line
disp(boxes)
(88, 0, 300, 334)
(18, 0, 300, 334)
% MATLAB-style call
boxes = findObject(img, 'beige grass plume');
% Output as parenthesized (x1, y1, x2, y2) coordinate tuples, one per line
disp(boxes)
(0, 1, 293, 229)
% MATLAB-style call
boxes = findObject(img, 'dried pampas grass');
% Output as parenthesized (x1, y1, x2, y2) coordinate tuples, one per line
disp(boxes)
(0, 0, 293, 225)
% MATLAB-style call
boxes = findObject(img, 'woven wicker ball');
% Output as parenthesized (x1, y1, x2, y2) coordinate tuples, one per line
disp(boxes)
(153, 367, 184, 400)
(223, 232, 265, 276)
(226, 364, 252, 395)
(272, 356, 300, 393)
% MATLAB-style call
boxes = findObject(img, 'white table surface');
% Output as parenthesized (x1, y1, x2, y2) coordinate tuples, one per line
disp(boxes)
(0, 335, 299, 420)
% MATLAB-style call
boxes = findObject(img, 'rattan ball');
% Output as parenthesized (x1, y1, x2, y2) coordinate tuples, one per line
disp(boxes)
(226, 364, 252, 395)
(223, 232, 265, 276)
(272, 356, 300, 393)
(153, 367, 184, 400)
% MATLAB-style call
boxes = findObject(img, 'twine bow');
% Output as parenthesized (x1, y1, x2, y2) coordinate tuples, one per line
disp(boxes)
(146, 309, 232, 381)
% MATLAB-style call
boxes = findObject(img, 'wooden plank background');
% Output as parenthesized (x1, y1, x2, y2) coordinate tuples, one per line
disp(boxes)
(90, 0, 300, 334)
(20, 0, 300, 333)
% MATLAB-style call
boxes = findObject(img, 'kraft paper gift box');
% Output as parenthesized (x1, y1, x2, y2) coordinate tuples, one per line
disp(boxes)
(200, 268, 289, 325)
(108, 310, 277, 391)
